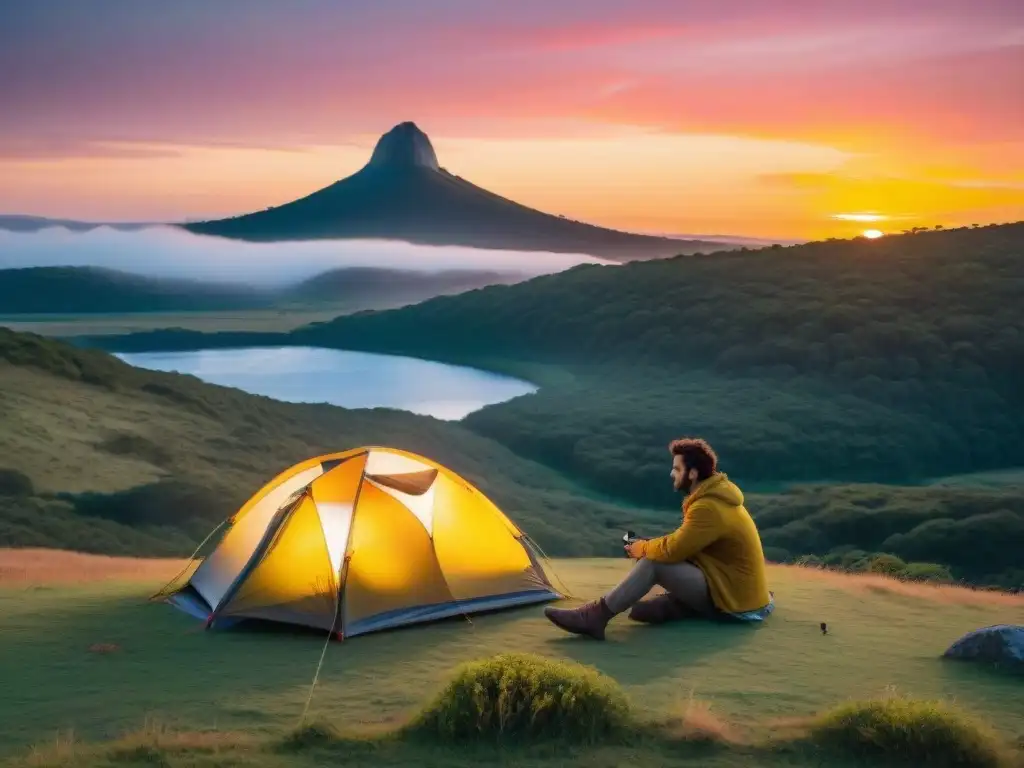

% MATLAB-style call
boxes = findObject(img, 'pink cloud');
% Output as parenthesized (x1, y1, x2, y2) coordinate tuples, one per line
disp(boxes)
(0, 1, 1020, 157)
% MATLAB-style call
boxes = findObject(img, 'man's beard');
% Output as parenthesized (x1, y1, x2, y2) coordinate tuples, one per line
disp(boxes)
(677, 476, 694, 494)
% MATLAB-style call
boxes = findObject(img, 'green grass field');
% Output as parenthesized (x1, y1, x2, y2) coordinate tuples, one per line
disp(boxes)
(3, 552, 1022, 766)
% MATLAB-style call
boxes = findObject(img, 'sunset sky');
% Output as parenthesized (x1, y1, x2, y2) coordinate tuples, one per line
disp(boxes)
(2, 1, 1022, 240)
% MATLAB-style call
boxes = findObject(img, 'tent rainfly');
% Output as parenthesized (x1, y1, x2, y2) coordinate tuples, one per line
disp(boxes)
(153, 447, 562, 638)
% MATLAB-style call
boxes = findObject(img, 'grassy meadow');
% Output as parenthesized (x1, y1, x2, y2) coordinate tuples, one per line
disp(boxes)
(2, 552, 1023, 767)
(3, 225, 1024, 766)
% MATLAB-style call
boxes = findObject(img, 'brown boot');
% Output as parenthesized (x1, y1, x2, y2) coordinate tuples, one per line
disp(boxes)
(627, 593, 695, 624)
(543, 598, 615, 640)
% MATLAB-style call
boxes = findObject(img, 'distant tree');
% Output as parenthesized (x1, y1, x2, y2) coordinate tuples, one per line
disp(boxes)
(900, 562, 953, 583)
(867, 553, 907, 575)
(762, 546, 792, 563)
(795, 554, 824, 567)
(839, 550, 870, 570)
(0, 468, 34, 496)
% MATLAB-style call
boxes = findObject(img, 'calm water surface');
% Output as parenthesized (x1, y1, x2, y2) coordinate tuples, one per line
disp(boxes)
(115, 346, 537, 420)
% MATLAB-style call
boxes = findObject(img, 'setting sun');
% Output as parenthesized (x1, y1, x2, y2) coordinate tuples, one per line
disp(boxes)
(862, 229, 885, 239)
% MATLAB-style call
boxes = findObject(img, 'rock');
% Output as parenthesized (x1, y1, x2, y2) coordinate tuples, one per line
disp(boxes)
(942, 624, 1024, 674)
(366, 121, 440, 170)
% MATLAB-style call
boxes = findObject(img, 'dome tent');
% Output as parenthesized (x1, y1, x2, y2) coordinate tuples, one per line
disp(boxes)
(153, 447, 562, 637)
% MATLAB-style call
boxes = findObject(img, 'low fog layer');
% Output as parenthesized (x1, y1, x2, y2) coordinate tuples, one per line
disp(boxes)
(0, 225, 614, 286)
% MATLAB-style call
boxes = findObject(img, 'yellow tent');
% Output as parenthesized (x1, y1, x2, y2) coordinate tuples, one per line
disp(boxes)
(154, 446, 562, 637)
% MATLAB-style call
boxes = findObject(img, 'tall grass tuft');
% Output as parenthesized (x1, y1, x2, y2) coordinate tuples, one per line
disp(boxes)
(279, 720, 342, 751)
(810, 693, 1007, 767)
(411, 652, 632, 743)
(658, 691, 740, 747)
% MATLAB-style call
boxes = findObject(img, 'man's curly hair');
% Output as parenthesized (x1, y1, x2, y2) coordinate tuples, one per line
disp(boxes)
(668, 437, 718, 480)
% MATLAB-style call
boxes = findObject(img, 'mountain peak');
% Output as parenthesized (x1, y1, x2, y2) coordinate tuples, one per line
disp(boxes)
(366, 121, 440, 171)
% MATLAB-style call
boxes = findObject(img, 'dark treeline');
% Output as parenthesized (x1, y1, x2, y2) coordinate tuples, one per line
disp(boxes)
(0, 267, 271, 313)
(0, 266, 523, 314)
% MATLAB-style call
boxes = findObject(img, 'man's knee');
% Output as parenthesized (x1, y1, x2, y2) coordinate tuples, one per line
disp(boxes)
(636, 557, 665, 582)
(649, 559, 695, 581)
(653, 561, 712, 604)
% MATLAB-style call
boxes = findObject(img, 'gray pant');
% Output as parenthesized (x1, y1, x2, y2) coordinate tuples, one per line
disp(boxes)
(603, 558, 714, 616)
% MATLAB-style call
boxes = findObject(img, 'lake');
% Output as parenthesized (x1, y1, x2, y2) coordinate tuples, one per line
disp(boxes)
(115, 346, 537, 420)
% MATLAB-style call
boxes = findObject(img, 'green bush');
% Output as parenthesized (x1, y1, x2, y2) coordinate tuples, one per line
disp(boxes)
(811, 696, 1005, 767)
(794, 554, 823, 567)
(0, 468, 33, 497)
(64, 480, 237, 527)
(868, 553, 907, 575)
(280, 720, 342, 751)
(839, 549, 871, 569)
(900, 562, 954, 583)
(412, 652, 632, 743)
(762, 546, 791, 563)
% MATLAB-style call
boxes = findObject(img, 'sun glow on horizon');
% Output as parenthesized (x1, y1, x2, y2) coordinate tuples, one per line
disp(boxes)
(862, 229, 885, 239)
(834, 213, 888, 222)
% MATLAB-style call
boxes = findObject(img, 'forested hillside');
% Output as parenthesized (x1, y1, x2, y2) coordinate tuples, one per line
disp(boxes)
(0, 267, 269, 313)
(4, 326, 1022, 588)
(50, 224, 1024, 590)
(288, 223, 1023, 495)
(298, 223, 1021, 395)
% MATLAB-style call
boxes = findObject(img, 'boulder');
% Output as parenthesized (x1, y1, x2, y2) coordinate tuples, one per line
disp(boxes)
(942, 624, 1024, 674)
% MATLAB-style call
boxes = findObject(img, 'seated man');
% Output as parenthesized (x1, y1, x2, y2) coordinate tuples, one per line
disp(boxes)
(544, 437, 773, 640)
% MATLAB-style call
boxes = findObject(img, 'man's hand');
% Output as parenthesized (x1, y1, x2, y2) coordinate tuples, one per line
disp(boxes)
(624, 539, 646, 559)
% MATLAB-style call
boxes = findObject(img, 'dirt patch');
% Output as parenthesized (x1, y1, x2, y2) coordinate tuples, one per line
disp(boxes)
(775, 564, 1024, 609)
(0, 547, 189, 587)
(88, 643, 122, 654)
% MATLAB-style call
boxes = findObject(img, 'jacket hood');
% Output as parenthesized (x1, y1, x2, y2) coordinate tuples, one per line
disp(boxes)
(687, 472, 744, 507)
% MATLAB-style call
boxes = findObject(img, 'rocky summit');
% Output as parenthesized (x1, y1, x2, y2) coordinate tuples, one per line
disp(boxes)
(366, 121, 440, 171)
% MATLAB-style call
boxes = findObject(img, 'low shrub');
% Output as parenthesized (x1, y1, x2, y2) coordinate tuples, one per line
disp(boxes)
(412, 652, 632, 743)
(810, 695, 1005, 767)
(868, 553, 908, 575)
(900, 562, 954, 583)
(279, 720, 342, 751)
(0, 468, 34, 497)
(65, 480, 233, 527)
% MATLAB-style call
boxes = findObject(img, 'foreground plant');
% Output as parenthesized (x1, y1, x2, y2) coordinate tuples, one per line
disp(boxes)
(412, 652, 632, 743)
